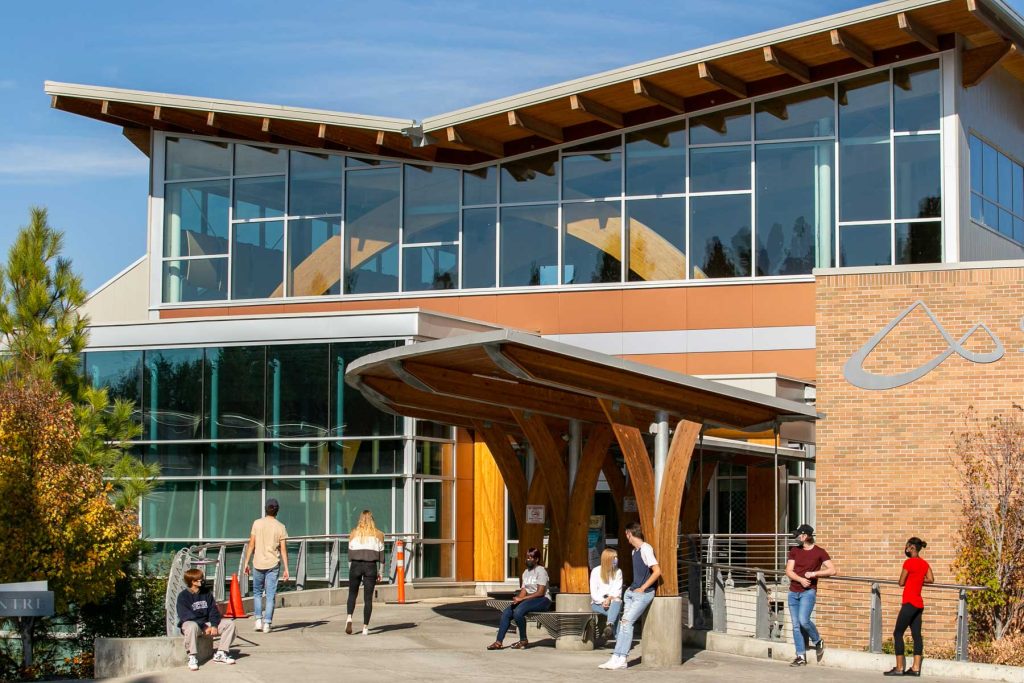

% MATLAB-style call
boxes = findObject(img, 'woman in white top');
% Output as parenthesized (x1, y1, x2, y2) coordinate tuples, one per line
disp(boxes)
(346, 510, 385, 635)
(590, 548, 624, 640)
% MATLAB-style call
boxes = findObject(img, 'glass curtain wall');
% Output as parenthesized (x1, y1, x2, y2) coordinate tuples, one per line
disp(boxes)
(160, 58, 942, 304)
(84, 341, 456, 579)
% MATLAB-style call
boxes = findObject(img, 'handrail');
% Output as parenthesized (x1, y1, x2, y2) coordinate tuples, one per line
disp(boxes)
(186, 532, 416, 552)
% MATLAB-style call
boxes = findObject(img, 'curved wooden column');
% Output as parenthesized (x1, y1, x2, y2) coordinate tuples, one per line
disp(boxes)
(473, 420, 528, 536)
(561, 425, 613, 593)
(654, 420, 701, 596)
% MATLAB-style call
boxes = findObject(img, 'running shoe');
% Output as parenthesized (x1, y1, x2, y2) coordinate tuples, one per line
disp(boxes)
(213, 651, 235, 665)
(187, 655, 199, 671)
(790, 656, 807, 666)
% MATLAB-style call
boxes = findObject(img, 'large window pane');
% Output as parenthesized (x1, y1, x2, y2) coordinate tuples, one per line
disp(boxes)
(142, 482, 199, 539)
(563, 139, 621, 200)
(839, 71, 890, 139)
(970, 135, 983, 194)
(896, 221, 941, 264)
(690, 194, 751, 278)
(331, 479, 394, 535)
(345, 167, 399, 294)
(204, 480, 261, 539)
(232, 221, 284, 299)
(840, 224, 890, 266)
(234, 176, 285, 221)
(690, 106, 750, 144)
(269, 480, 327, 536)
(562, 201, 621, 284)
(626, 197, 685, 282)
(166, 137, 230, 181)
(416, 442, 453, 477)
(143, 348, 204, 440)
(266, 344, 329, 435)
(163, 180, 229, 258)
(235, 144, 286, 176)
(331, 439, 402, 475)
(404, 165, 459, 243)
(690, 146, 750, 192)
(840, 140, 890, 222)
(288, 218, 340, 297)
(289, 151, 342, 216)
(625, 120, 686, 196)
(162, 258, 227, 303)
(463, 166, 497, 206)
(755, 142, 833, 275)
(421, 480, 453, 539)
(329, 341, 401, 438)
(755, 86, 835, 140)
(501, 152, 558, 204)
(998, 152, 1014, 209)
(983, 142, 998, 199)
(893, 61, 940, 132)
(204, 441, 264, 476)
(268, 438, 329, 475)
(205, 346, 265, 440)
(462, 208, 496, 288)
(403, 244, 458, 291)
(500, 205, 558, 286)
(895, 135, 941, 219)
(85, 350, 143, 407)
(138, 443, 201, 477)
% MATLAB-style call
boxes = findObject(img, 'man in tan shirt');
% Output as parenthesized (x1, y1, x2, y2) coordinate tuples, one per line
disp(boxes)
(242, 499, 289, 633)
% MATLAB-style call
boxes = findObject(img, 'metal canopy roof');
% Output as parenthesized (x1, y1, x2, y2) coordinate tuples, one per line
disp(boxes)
(344, 329, 818, 433)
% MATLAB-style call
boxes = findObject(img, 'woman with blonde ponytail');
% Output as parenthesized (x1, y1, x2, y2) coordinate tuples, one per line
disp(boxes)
(590, 548, 623, 641)
(346, 510, 385, 635)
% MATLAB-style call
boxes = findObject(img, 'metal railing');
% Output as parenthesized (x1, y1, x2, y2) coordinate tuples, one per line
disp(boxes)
(679, 559, 986, 662)
(684, 533, 798, 574)
(164, 533, 418, 636)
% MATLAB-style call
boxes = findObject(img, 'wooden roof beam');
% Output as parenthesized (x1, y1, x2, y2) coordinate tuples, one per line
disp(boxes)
(697, 62, 748, 99)
(376, 131, 437, 161)
(99, 100, 157, 127)
(121, 126, 151, 156)
(763, 45, 811, 83)
(569, 94, 624, 128)
(631, 78, 686, 113)
(445, 126, 504, 158)
(897, 12, 939, 52)
(962, 40, 1017, 87)
(317, 123, 381, 155)
(154, 107, 224, 136)
(507, 110, 564, 142)
(968, 0, 1024, 52)
(830, 28, 875, 67)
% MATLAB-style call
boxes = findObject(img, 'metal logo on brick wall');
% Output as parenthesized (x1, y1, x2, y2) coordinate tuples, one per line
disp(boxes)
(842, 300, 1005, 390)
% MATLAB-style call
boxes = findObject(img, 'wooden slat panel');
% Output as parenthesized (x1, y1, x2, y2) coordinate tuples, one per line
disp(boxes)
(653, 420, 701, 597)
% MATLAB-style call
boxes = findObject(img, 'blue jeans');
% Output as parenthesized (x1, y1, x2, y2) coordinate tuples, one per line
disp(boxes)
(591, 599, 622, 636)
(612, 588, 655, 657)
(253, 565, 280, 624)
(788, 589, 820, 656)
(496, 596, 550, 642)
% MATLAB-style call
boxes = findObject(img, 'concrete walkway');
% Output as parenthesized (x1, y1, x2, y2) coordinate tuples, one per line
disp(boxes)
(101, 597, 961, 682)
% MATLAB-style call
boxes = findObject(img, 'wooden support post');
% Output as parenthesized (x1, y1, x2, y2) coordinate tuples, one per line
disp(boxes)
(562, 425, 613, 593)
(474, 421, 528, 537)
(598, 400, 656, 541)
(513, 410, 569, 582)
(653, 420, 701, 597)
(962, 41, 1016, 87)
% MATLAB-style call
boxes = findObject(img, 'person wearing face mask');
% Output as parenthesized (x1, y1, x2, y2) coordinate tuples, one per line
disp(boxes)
(487, 546, 550, 650)
(590, 548, 624, 642)
(885, 537, 934, 677)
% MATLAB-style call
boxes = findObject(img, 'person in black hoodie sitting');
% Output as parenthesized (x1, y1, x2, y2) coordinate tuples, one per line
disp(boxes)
(176, 568, 237, 670)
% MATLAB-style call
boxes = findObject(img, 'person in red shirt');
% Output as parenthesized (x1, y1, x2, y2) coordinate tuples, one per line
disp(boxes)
(786, 524, 838, 667)
(885, 537, 934, 677)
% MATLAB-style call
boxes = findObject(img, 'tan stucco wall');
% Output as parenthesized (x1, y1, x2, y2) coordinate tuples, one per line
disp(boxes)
(82, 257, 149, 324)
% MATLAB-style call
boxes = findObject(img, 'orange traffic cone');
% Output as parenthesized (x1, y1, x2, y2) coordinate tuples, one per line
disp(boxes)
(222, 573, 247, 619)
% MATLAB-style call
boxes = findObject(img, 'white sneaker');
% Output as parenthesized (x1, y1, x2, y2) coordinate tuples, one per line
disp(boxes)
(187, 655, 199, 671)
(254, 618, 263, 632)
(606, 656, 628, 670)
(598, 655, 619, 669)
(262, 621, 271, 633)
(362, 626, 369, 636)
(213, 650, 235, 665)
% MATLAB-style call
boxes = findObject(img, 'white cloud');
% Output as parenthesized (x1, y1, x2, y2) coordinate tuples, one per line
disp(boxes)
(0, 136, 147, 183)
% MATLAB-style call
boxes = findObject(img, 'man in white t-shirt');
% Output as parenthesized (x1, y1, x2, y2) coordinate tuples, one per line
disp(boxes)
(599, 522, 661, 670)
(242, 499, 289, 633)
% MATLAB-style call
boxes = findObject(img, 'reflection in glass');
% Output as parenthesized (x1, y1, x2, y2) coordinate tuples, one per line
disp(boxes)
(288, 218, 340, 296)
(404, 165, 459, 243)
(232, 221, 284, 299)
(421, 479, 453, 539)
(626, 120, 685, 196)
(626, 198, 685, 282)
(85, 350, 142, 407)
(269, 479, 327, 536)
(234, 176, 285, 221)
(163, 180, 230, 258)
(331, 479, 394, 534)
(331, 439, 402, 475)
(970, 135, 983, 193)
(562, 201, 621, 284)
(403, 244, 458, 291)
(204, 480, 261, 538)
(690, 146, 750, 192)
(895, 135, 941, 219)
(329, 341, 401, 438)
(840, 224, 890, 266)
(235, 144, 286, 176)
(162, 258, 227, 303)
(1014, 165, 1023, 215)
(268, 437, 329, 475)
(266, 344, 329, 435)
(462, 208, 496, 288)
(203, 441, 264, 477)
(501, 152, 558, 204)
(463, 166, 497, 205)
(143, 481, 199, 538)
(756, 142, 833, 274)
(345, 167, 399, 294)
(690, 106, 750, 144)
(755, 86, 835, 140)
(839, 71, 890, 139)
(896, 221, 941, 264)
(983, 142, 997, 199)
(971, 193, 984, 223)
(205, 346, 265, 441)
(289, 152, 342, 216)
(166, 137, 230, 181)
(563, 140, 621, 199)
(143, 348, 204, 440)
(690, 195, 751, 278)
(893, 61, 940, 132)
(999, 153, 1014, 208)
(137, 443, 201, 476)
(500, 205, 558, 286)
(840, 140, 890, 221)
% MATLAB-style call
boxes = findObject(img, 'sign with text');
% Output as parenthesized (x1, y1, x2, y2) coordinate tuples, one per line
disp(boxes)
(0, 591, 54, 617)
(526, 504, 545, 524)
(423, 499, 437, 523)
(623, 496, 638, 513)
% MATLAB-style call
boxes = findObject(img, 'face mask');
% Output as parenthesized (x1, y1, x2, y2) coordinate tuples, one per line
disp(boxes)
(905, 549, 913, 558)
(525, 560, 535, 569)
(612, 558, 618, 569)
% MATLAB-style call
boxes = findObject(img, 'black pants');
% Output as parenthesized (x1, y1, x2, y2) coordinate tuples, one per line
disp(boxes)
(893, 603, 924, 656)
(347, 560, 378, 624)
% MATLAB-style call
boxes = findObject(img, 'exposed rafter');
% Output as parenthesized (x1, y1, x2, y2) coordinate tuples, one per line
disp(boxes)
(631, 78, 686, 113)
(376, 131, 436, 161)
(507, 110, 564, 142)
(962, 40, 1017, 87)
(317, 123, 380, 155)
(967, 0, 1024, 52)
(154, 107, 224, 137)
(763, 46, 811, 83)
(200, 111, 271, 142)
(697, 62, 748, 99)
(445, 126, 504, 158)
(897, 12, 939, 52)
(830, 28, 875, 67)
(569, 94, 624, 128)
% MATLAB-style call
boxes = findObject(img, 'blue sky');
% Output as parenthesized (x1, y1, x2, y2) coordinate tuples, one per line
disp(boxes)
(1, 0, 1021, 290)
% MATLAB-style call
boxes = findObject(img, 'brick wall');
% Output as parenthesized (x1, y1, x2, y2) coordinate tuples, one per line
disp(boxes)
(815, 265, 1024, 650)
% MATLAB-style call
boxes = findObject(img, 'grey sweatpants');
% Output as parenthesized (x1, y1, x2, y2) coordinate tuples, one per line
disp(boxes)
(182, 619, 237, 655)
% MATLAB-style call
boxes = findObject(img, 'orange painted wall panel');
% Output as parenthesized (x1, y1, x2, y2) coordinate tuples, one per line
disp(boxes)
(557, 290, 623, 334)
(622, 288, 686, 332)
(685, 285, 753, 330)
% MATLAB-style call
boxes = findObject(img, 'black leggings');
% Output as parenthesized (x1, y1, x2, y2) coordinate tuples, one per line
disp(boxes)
(893, 603, 924, 656)
(347, 560, 378, 624)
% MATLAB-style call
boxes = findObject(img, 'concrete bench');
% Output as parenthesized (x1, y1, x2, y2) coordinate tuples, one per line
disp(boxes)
(484, 598, 600, 642)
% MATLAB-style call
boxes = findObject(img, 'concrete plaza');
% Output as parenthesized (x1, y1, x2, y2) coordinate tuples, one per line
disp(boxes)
(98, 597, 962, 682)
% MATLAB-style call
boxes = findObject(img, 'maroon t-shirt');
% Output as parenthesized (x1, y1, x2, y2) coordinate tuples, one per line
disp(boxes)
(788, 545, 831, 592)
